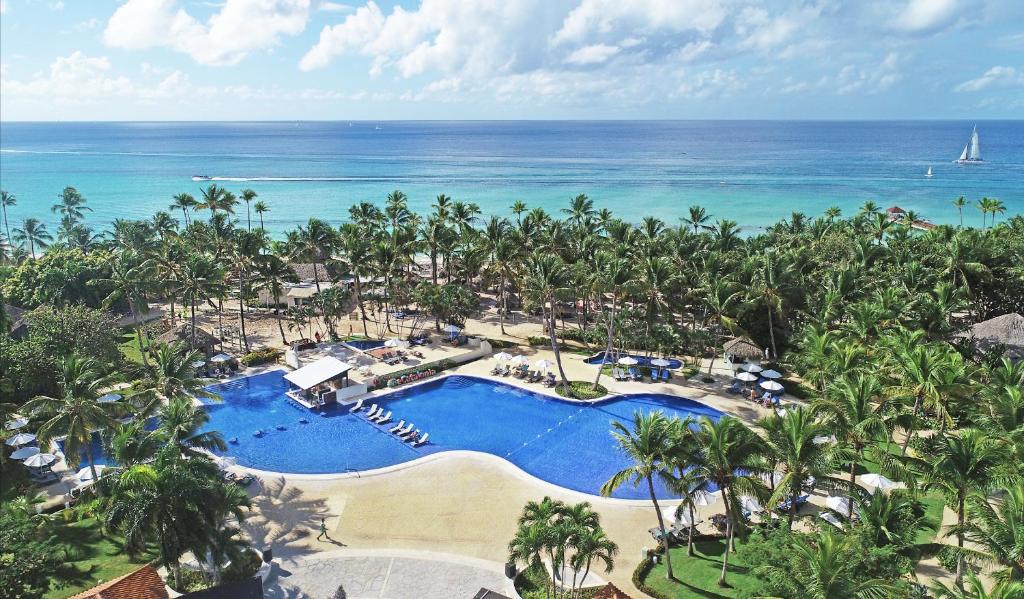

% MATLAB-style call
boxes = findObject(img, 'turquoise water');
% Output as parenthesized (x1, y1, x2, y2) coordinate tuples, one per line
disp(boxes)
(1, 121, 1021, 237)
(202, 371, 723, 500)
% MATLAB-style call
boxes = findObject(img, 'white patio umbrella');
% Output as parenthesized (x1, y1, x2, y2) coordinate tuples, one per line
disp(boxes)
(534, 359, 554, 371)
(493, 352, 514, 361)
(76, 465, 106, 482)
(510, 355, 530, 366)
(693, 490, 720, 507)
(97, 393, 122, 403)
(4, 417, 29, 431)
(661, 506, 681, 525)
(10, 446, 40, 460)
(825, 496, 851, 514)
(739, 496, 762, 513)
(861, 473, 899, 491)
(650, 358, 671, 367)
(760, 380, 785, 392)
(191, 359, 207, 369)
(617, 356, 639, 366)
(6, 432, 36, 447)
(740, 362, 763, 373)
(384, 338, 409, 348)
(24, 453, 56, 468)
(813, 435, 837, 445)
(214, 456, 238, 469)
(735, 372, 758, 382)
(210, 353, 233, 363)
(443, 324, 461, 334)
(761, 369, 783, 379)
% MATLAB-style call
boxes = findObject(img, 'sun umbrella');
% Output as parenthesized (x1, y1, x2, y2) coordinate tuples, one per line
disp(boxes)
(493, 352, 514, 361)
(740, 496, 761, 513)
(762, 471, 785, 486)
(735, 372, 758, 382)
(534, 359, 553, 370)
(210, 353, 233, 363)
(24, 453, 56, 468)
(693, 490, 719, 507)
(384, 338, 408, 348)
(861, 473, 899, 491)
(443, 324, 461, 334)
(740, 362, 763, 373)
(813, 435, 837, 445)
(4, 417, 28, 431)
(661, 506, 681, 525)
(650, 358, 671, 367)
(97, 393, 122, 403)
(214, 455, 238, 469)
(760, 380, 784, 392)
(76, 465, 106, 482)
(6, 432, 36, 447)
(761, 369, 783, 379)
(10, 446, 40, 460)
(191, 359, 207, 368)
(510, 355, 530, 366)
(617, 356, 638, 366)
(825, 496, 851, 514)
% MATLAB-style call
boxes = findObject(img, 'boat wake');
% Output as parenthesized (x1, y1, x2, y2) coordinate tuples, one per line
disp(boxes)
(192, 176, 410, 182)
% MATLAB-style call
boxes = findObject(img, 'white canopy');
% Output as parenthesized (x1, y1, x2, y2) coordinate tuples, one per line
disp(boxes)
(861, 473, 900, 491)
(493, 352, 514, 361)
(443, 324, 461, 333)
(510, 355, 530, 366)
(650, 358, 671, 367)
(617, 356, 639, 365)
(661, 506, 698, 526)
(534, 359, 554, 370)
(284, 356, 352, 390)
(10, 446, 40, 460)
(24, 453, 56, 468)
(735, 372, 758, 382)
(6, 432, 35, 446)
(76, 465, 106, 481)
(761, 369, 783, 379)
(210, 353, 233, 363)
(825, 496, 851, 514)
(740, 496, 762, 513)
(693, 490, 719, 507)
(384, 338, 409, 348)
(191, 359, 207, 368)
(760, 380, 785, 392)
(813, 435, 837, 445)
(4, 417, 28, 431)
(97, 393, 122, 403)
(740, 362, 763, 373)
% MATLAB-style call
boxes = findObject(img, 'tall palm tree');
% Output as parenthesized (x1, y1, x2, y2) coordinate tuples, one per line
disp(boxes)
(887, 343, 949, 455)
(524, 254, 572, 390)
(170, 193, 197, 227)
(511, 200, 528, 228)
(195, 184, 237, 219)
(175, 253, 227, 348)
(932, 570, 1024, 599)
(337, 223, 373, 336)
(752, 250, 791, 359)
(231, 229, 266, 352)
(133, 342, 221, 415)
(0, 190, 15, 243)
(293, 218, 335, 292)
(98, 251, 157, 366)
(686, 205, 710, 233)
(51, 186, 90, 224)
(514, 496, 566, 596)
(590, 252, 633, 390)
(703, 279, 740, 374)
(951, 483, 1024, 591)
(254, 200, 269, 231)
(255, 254, 297, 344)
(23, 355, 120, 483)
(601, 411, 676, 580)
(239, 188, 257, 231)
(155, 397, 227, 458)
(12, 217, 52, 258)
(689, 416, 767, 587)
(953, 196, 967, 227)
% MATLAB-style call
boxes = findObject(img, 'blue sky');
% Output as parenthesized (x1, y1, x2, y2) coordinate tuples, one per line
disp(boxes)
(1, 0, 1022, 120)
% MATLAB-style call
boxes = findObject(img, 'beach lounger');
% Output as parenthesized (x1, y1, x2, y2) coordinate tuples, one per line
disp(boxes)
(501, 365, 511, 376)
(396, 423, 414, 437)
(349, 398, 365, 412)
(389, 419, 406, 433)
(628, 367, 640, 381)
(821, 512, 844, 530)
(544, 373, 556, 387)
(650, 369, 659, 382)
(374, 410, 392, 424)
(728, 382, 742, 394)
(491, 364, 503, 375)
(413, 432, 429, 446)
(365, 404, 379, 418)
(401, 428, 420, 440)
(661, 369, 670, 381)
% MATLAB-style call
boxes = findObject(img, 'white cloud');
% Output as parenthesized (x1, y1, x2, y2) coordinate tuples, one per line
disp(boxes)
(318, 1, 351, 12)
(104, 0, 311, 66)
(954, 66, 1024, 92)
(1, 0, 8, 14)
(2, 51, 135, 99)
(834, 52, 903, 95)
(48, 0, 64, 12)
(675, 68, 744, 99)
(894, 0, 965, 34)
(74, 18, 100, 31)
(565, 43, 620, 65)
(300, 1, 385, 71)
(552, 0, 727, 46)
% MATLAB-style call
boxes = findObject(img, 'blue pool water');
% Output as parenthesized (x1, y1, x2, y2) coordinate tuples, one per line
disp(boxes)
(57, 418, 159, 468)
(584, 352, 684, 370)
(202, 371, 722, 499)
(344, 339, 387, 351)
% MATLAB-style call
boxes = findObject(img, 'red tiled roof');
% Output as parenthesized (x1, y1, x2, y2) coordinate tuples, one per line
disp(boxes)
(592, 583, 634, 599)
(70, 565, 168, 599)
(886, 206, 905, 213)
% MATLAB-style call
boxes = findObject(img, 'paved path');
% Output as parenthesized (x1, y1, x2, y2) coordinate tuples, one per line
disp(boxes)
(264, 550, 518, 599)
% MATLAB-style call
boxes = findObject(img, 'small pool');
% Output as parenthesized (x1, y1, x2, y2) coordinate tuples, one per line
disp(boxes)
(583, 352, 684, 370)
(202, 372, 721, 499)
(344, 339, 387, 351)
(58, 418, 159, 468)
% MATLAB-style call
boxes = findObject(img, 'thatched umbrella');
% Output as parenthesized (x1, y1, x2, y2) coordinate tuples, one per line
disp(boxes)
(959, 313, 1024, 359)
(723, 336, 763, 360)
(155, 323, 220, 355)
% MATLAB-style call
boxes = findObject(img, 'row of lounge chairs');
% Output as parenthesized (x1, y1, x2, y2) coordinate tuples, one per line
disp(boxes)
(408, 332, 430, 346)
(378, 351, 406, 365)
(611, 367, 671, 382)
(490, 364, 558, 387)
(353, 401, 429, 446)
(649, 518, 704, 542)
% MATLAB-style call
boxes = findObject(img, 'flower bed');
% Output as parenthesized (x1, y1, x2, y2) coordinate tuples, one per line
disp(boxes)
(383, 368, 438, 388)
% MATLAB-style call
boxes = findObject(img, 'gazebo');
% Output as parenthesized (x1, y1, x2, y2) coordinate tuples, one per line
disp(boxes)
(156, 323, 220, 355)
(723, 336, 763, 361)
(283, 356, 354, 409)
(959, 313, 1024, 360)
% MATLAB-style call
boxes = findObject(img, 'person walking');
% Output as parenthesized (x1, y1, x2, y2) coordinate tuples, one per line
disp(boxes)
(317, 518, 330, 541)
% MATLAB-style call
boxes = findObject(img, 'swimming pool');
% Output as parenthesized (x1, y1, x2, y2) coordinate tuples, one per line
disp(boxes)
(203, 372, 721, 499)
(583, 352, 684, 370)
(344, 339, 387, 351)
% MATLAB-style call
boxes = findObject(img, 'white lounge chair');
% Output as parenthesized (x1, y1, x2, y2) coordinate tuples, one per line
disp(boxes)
(374, 410, 392, 424)
(396, 423, 414, 437)
(413, 432, 429, 446)
(403, 429, 421, 441)
(821, 512, 844, 530)
(349, 398, 364, 412)
(389, 419, 406, 433)
(365, 404, 379, 418)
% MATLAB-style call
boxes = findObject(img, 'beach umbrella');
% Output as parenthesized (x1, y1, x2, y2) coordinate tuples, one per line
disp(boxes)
(740, 362, 763, 373)
(813, 435, 837, 445)
(861, 473, 899, 491)
(825, 496, 851, 514)
(617, 356, 638, 366)
(735, 372, 758, 382)
(24, 453, 56, 468)
(534, 359, 553, 371)
(650, 358, 671, 367)
(739, 496, 762, 513)
(693, 490, 719, 507)
(661, 506, 681, 525)
(97, 393, 122, 404)
(384, 338, 408, 348)
(510, 355, 530, 366)
(493, 352, 514, 361)
(760, 380, 785, 392)
(191, 359, 207, 369)
(214, 455, 238, 469)
(761, 471, 785, 486)
(76, 465, 106, 482)
(761, 369, 783, 379)
(443, 324, 461, 334)
(4, 417, 28, 431)
(210, 353, 233, 363)
(10, 446, 40, 460)
(6, 432, 36, 447)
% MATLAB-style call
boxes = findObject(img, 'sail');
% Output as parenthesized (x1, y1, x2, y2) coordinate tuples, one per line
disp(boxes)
(959, 144, 969, 161)
(969, 127, 981, 160)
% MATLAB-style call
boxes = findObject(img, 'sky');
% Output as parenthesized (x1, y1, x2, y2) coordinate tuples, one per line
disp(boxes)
(1, 0, 1022, 121)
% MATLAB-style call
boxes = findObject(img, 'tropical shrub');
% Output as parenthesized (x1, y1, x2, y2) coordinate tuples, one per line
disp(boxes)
(1, 247, 116, 309)
(239, 347, 282, 366)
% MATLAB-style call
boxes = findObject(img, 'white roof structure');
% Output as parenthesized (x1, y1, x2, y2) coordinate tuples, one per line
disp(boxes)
(286, 282, 334, 300)
(284, 356, 352, 390)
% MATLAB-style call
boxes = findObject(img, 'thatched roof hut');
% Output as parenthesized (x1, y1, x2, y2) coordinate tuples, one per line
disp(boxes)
(155, 323, 220, 355)
(591, 584, 634, 599)
(723, 335, 763, 360)
(959, 313, 1024, 360)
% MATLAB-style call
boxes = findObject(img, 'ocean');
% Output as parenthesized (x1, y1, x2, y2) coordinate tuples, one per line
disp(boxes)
(0, 121, 1021, 237)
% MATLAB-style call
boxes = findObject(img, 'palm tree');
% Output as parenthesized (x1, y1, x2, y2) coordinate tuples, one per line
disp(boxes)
(990, 198, 1007, 226)
(525, 254, 572, 390)
(51, 186, 90, 224)
(23, 355, 120, 483)
(953, 196, 967, 227)
(511, 200, 528, 228)
(703, 279, 740, 374)
(0, 190, 15, 243)
(337, 223, 373, 336)
(752, 250, 791, 359)
(133, 342, 221, 415)
(239, 188, 257, 231)
(254, 200, 269, 231)
(813, 374, 890, 518)
(759, 407, 840, 526)
(591, 252, 632, 390)
(513, 496, 565, 596)
(232, 229, 266, 352)
(175, 253, 227, 348)
(12, 217, 52, 258)
(932, 570, 1024, 599)
(155, 397, 227, 458)
(293, 218, 335, 292)
(98, 251, 156, 366)
(686, 205, 710, 233)
(887, 343, 950, 455)
(255, 254, 297, 344)
(170, 193, 197, 227)
(689, 416, 767, 587)
(601, 411, 676, 580)
(951, 483, 1024, 591)
(195, 184, 237, 218)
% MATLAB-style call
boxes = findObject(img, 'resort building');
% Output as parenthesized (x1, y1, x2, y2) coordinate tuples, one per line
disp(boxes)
(69, 565, 169, 599)
(283, 355, 365, 408)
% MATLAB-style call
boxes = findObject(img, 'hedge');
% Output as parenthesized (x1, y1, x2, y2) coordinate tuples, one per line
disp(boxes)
(240, 347, 282, 366)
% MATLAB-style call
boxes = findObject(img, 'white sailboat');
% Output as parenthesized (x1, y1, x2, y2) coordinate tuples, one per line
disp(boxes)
(925, 166, 933, 178)
(954, 125, 982, 163)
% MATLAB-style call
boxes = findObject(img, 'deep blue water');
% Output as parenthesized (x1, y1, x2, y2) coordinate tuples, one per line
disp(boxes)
(584, 351, 684, 370)
(201, 371, 722, 500)
(344, 339, 387, 351)
(1, 121, 1020, 236)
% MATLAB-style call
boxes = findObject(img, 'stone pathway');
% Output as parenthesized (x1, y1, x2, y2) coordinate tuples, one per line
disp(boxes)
(265, 552, 517, 599)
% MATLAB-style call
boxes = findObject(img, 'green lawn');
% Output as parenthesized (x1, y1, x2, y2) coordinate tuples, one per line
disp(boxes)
(117, 332, 146, 365)
(46, 517, 158, 599)
(514, 563, 603, 599)
(642, 540, 758, 599)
